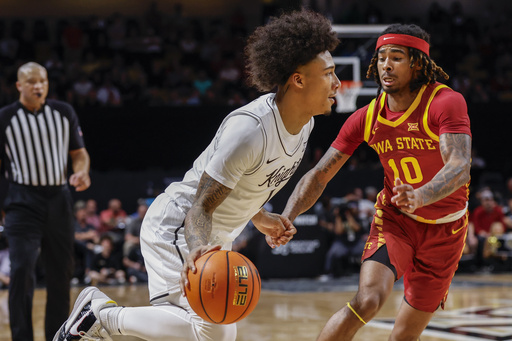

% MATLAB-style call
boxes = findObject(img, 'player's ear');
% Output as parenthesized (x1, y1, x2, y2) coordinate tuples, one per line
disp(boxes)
(290, 72, 304, 89)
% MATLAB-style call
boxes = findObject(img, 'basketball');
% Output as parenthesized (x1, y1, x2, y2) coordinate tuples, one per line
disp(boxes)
(185, 250, 261, 324)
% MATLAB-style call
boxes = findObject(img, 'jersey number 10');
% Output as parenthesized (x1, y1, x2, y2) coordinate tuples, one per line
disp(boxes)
(388, 157, 424, 184)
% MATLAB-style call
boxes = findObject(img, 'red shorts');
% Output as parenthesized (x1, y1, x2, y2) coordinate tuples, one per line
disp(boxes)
(361, 192, 468, 313)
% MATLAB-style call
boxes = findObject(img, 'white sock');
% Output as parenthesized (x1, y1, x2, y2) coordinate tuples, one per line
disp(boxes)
(100, 303, 236, 341)
(99, 306, 124, 335)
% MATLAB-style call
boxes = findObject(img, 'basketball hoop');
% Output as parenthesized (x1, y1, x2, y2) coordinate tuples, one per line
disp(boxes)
(335, 80, 362, 113)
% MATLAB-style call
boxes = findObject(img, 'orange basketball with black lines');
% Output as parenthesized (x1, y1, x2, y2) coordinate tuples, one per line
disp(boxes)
(185, 250, 261, 324)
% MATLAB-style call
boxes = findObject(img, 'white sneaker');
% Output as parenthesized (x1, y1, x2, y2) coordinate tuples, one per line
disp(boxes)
(53, 286, 117, 341)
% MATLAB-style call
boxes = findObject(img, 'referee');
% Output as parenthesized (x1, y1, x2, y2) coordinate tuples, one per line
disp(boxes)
(0, 62, 91, 341)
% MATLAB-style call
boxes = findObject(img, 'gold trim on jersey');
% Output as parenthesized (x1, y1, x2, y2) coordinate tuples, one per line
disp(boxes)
(400, 202, 468, 224)
(364, 98, 377, 142)
(422, 84, 449, 142)
(377, 85, 427, 127)
(364, 84, 451, 144)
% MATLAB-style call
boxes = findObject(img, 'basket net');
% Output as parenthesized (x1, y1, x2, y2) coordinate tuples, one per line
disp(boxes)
(335, 80, 362, 113)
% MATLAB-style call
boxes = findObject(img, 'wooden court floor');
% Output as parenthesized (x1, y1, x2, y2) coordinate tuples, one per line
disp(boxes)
(1, 274, 512, 341)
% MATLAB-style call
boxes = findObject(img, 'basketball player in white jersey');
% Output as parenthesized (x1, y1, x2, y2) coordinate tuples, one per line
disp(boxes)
(54, 9, 341, 341)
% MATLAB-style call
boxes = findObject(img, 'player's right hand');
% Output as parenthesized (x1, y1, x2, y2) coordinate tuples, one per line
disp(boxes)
(391, 177, 423, 213)
(180, 244, 221, 296)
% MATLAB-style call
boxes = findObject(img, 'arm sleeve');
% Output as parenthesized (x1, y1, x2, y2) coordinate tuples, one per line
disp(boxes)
(205, 114, 264, 189)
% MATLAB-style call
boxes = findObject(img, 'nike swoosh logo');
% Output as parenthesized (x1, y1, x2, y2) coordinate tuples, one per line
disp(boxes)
(266, 157, 279, 164)
(383, 37, 393, 40)
(452, 226, 465, 235)
(69, 310, 92, 336)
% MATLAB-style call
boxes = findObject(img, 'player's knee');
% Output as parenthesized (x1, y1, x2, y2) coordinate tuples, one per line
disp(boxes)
(198, 323, 236, 341)
(354, 291, 386, 318)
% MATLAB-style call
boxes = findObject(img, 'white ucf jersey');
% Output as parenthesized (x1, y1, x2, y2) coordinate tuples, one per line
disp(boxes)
(164, 93, 314, 249)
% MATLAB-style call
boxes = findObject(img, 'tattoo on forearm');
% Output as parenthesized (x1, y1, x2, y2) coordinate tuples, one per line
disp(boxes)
(418, 133, 471, 206)
(284, 149, 345, 219)
(195, 176, 230, 210)
(320, 150, 344, 174)
(186, 212, 212, 248)
(185, 172, 231, 249)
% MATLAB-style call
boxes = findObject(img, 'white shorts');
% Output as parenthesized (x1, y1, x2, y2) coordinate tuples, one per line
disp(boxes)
(140, 193, 189, 302)
(140, 193, 237, 341)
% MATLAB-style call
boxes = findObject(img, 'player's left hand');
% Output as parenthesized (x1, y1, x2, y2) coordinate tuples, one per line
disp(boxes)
(252, 211, 286, 238)
(391, 177, 423, 214)
(265, 217, 297, 248)
(69, 170, 91, 192)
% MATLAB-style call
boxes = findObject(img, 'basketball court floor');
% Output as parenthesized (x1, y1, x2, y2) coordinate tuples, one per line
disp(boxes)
(1, 273, 512, 341)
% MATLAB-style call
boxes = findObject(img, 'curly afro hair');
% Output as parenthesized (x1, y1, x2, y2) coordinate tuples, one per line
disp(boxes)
(366, 23, 449, 93)
(244, 9, 339, 92)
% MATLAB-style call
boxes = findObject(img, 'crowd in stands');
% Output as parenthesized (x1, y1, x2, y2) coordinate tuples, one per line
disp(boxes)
(71, 197, 150, 286)
(0, 1, 512, 109)
(0, 197, 151, 288)
(0, 3, 256, 108)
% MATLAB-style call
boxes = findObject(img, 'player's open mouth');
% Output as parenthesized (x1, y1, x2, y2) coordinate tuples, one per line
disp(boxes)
(382, 78, 394, 86)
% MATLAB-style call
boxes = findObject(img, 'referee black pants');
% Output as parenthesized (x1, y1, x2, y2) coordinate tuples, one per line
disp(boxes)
(4, 184, 74, 341)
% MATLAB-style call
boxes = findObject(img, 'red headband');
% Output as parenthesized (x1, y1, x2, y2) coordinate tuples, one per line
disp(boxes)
(376, 34, 430, 56)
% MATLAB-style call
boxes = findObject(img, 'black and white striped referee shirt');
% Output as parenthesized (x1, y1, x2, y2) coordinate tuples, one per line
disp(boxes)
(0, 100, 85, 186)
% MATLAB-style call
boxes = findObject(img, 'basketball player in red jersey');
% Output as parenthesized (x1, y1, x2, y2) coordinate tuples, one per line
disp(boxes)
(282, 23, 471, 340)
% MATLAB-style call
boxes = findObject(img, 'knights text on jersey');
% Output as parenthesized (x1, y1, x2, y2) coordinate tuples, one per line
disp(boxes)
(165, 93, 314, 247)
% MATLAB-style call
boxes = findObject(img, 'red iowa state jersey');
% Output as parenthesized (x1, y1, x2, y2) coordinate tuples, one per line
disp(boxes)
(332, 82, 471, 222)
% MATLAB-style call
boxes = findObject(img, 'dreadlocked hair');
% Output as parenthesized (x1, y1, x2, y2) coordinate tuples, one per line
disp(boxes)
(366, 23, 449, 94)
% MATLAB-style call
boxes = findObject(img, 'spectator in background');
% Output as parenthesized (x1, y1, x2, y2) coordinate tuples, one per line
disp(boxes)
(89, 234, 125, 286)
(123, 242, 148, 284)
(324, 202, 367, 277)
(71, 72, 95, 107)
(467, 189, 508, 270)
(99, 198, 127, 246)
(503, 197, 512, 226)
(193, 70, 213, 97)
(74, 207, 99, 284)
(218, 58, 242, 84)
(85, 199, 101, 230)
(123, 201, 148, 257)
(315, 195, 336, 232)
(96, 77, 122, 106)
(358, 186, 377, 230)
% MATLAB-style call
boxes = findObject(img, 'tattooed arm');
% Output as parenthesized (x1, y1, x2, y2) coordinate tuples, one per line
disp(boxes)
(184, 171, 232, 250)
(391, 133, 471, 213)
(181, 171, 231, 295)
(282, 147, 350, 222)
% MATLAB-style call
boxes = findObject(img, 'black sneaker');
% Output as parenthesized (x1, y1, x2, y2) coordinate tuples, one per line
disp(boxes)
(53, 286, 117, 340)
